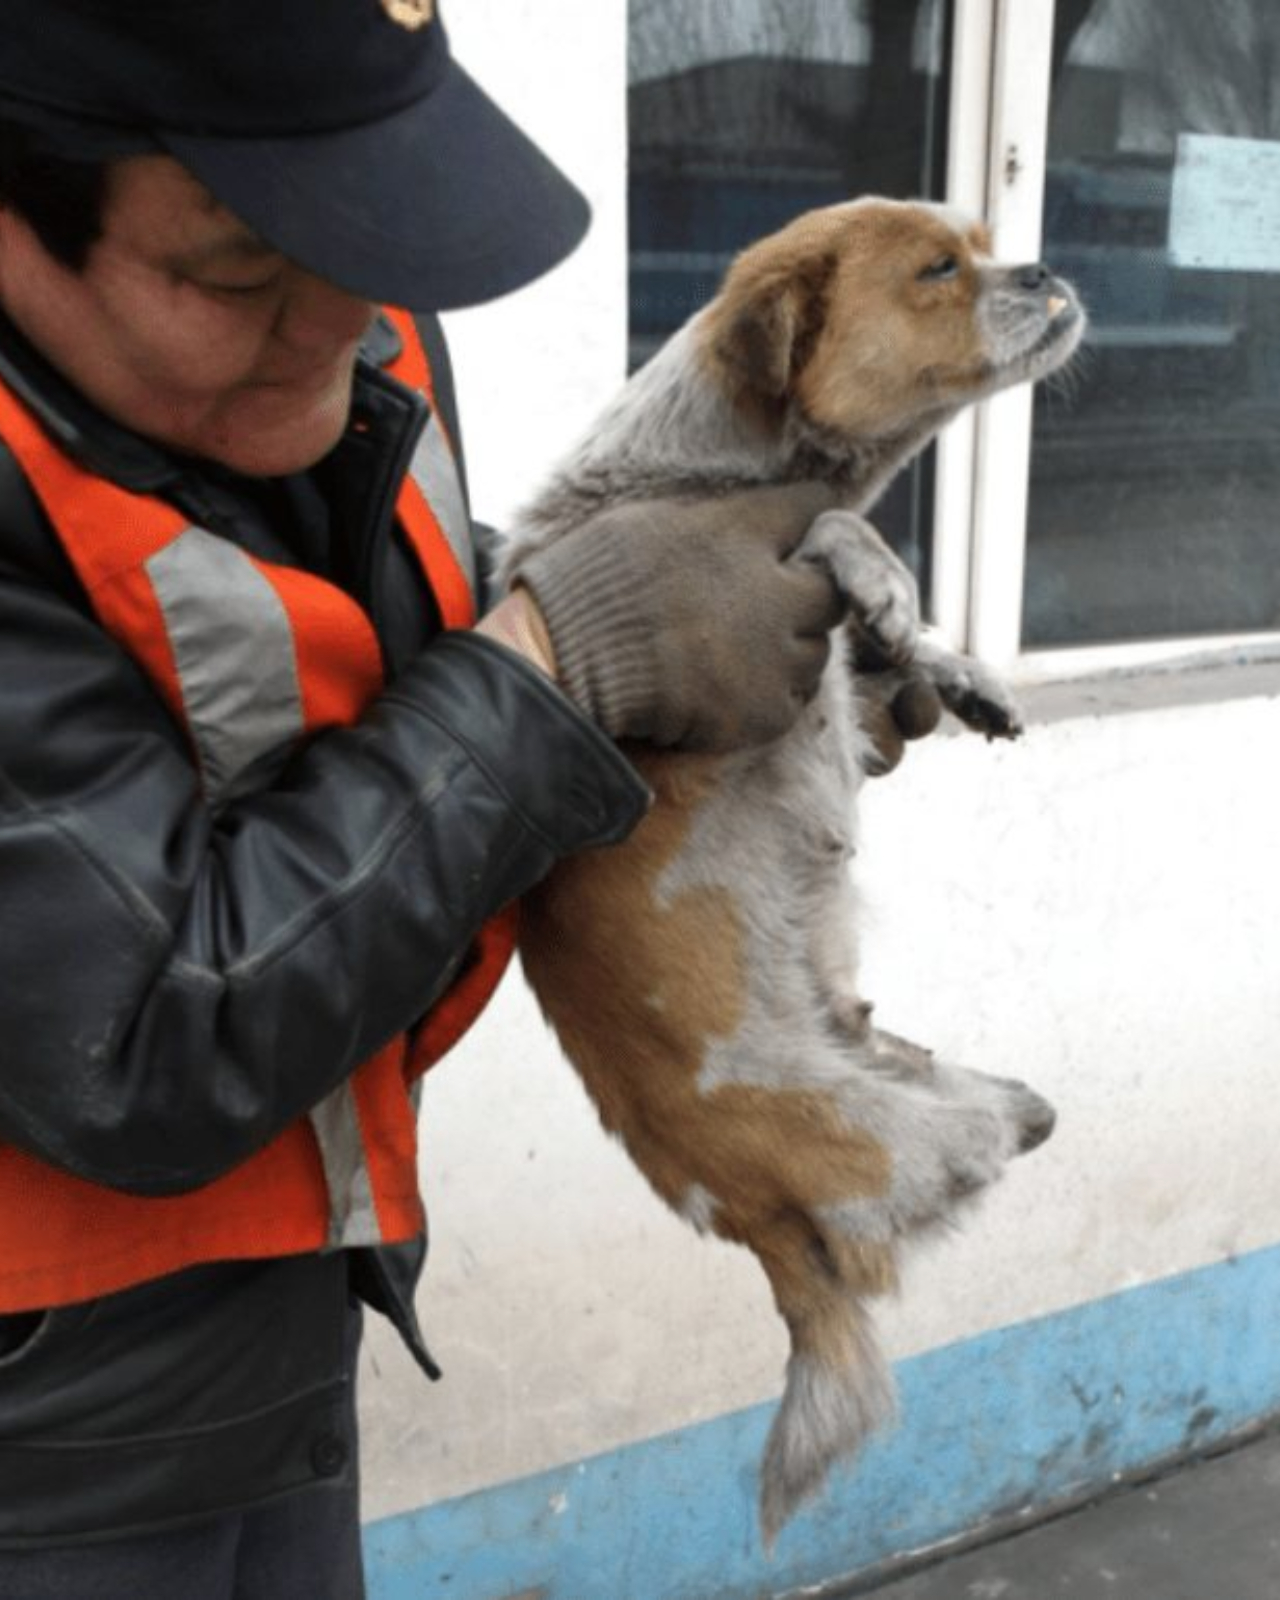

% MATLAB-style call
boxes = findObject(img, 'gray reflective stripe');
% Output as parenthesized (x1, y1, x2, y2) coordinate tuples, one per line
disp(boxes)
(309, 1083, 382, 1248)
(146, 529, 305, 806)
(148, 527, 384, 1247)
(409, 412, 477, 599)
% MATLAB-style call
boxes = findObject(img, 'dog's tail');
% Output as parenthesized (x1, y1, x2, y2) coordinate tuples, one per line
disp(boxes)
(757, 1232, 898, 1546)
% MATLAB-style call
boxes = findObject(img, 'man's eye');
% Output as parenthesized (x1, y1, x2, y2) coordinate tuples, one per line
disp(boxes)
(200, 274, 283, 297)
(918, 255, 959, 282)
(190, 270, 283, 299)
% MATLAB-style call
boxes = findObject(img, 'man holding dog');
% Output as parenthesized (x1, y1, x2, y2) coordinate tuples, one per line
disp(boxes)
(0, 4, 933, 1594)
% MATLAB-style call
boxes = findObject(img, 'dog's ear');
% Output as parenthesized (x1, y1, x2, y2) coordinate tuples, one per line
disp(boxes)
(708, 252, 837, 404)
(715, 282, 804, 399)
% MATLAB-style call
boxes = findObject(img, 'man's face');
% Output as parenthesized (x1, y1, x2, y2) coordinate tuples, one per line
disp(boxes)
(0, 154, 376, 476)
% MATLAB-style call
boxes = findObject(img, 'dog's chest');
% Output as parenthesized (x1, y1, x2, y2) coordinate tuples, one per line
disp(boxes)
(652, 659, 866, 908)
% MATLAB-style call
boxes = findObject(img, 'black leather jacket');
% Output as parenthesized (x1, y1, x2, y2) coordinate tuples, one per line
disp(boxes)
(0, 311, 648, 1544)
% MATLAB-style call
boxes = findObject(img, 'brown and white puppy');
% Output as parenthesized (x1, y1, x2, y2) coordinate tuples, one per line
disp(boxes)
(506, 199, 1083, 1542)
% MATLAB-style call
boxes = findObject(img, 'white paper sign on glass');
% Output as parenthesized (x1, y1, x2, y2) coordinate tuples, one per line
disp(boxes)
(1169, 133, 1280, 273)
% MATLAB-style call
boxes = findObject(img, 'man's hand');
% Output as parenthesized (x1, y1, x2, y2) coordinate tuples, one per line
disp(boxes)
(507, 484, 848, 751)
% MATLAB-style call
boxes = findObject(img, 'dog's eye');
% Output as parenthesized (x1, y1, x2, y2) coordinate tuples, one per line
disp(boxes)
(918, 255, 959, 282)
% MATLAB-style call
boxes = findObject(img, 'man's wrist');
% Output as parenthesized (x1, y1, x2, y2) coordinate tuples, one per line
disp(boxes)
(475, 589, 558, 680)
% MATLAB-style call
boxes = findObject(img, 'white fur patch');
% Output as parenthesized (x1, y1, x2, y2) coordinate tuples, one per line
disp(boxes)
(678, 1183, 719, 1235)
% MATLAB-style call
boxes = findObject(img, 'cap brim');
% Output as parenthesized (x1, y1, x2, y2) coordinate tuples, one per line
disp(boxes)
(161, 59, 590, 312)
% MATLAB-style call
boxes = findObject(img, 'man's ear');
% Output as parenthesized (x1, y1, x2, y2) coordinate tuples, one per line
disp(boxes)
(706, 252, 837, 404)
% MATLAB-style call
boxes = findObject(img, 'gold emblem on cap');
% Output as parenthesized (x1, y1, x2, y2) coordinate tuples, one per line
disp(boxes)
(381, 0, 435, 29)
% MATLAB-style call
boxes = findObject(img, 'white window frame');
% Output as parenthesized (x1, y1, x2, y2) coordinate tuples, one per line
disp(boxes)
(931, 0, 1280, 682)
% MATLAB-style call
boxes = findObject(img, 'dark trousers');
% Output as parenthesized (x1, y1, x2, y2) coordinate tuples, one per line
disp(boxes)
(0, 1478, 366, 1600)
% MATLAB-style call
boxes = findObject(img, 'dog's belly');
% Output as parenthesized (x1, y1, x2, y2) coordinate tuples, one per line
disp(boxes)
(518, 661, 869, 1139)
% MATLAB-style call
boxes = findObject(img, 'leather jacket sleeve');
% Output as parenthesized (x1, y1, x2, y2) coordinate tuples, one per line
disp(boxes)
(0, 552, 649, 1196)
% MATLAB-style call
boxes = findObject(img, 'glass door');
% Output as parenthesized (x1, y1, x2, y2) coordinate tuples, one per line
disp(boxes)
(1024, 0, 1280, 649)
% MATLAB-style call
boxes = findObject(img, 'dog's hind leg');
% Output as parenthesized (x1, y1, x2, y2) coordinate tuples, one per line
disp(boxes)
(918, 1049, 1057, 1158)
(818, 1036, 1055, 1249)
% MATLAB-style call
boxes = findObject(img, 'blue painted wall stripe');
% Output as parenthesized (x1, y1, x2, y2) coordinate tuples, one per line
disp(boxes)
(364, 1244, 1280, 1600)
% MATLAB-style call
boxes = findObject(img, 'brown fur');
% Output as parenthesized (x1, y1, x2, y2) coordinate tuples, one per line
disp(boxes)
(701, 208, 998, 445)
(521, 747, 894, 1258)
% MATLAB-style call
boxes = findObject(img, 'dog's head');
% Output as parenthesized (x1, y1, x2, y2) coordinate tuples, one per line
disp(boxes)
(699, 198, 1084, 442)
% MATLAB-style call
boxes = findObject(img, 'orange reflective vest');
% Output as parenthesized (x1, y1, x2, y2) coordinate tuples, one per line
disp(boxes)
(0, 308, 516, 1313)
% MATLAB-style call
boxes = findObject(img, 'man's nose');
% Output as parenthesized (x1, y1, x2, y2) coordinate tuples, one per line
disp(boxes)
(276, 270, 376, 349)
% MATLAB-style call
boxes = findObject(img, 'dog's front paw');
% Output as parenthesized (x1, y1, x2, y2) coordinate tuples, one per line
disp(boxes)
(913, 636, 1024, 740)
(798, 510, 919, 666)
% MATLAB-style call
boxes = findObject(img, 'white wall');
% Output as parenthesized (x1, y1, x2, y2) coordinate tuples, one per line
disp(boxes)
(439, 0, 627, 532)
(359, 0, 1280, 1522)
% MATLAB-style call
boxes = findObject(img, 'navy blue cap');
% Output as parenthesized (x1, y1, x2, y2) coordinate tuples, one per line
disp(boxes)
(0, 0, 591, 311)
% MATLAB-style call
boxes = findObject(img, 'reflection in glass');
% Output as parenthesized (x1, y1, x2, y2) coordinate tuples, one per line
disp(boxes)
(1026, 0, 1280, 647)
(627, 0, 952, 591)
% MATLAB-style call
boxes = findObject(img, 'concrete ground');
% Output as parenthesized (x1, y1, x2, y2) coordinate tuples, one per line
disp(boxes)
(855, 1430, 1280, 1599)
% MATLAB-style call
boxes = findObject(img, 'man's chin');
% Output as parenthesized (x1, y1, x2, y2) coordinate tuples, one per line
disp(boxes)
(200, 383, 355, 477)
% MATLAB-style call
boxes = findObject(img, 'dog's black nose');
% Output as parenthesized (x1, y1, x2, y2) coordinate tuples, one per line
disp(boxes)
(1017, 262, 1052, 291)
